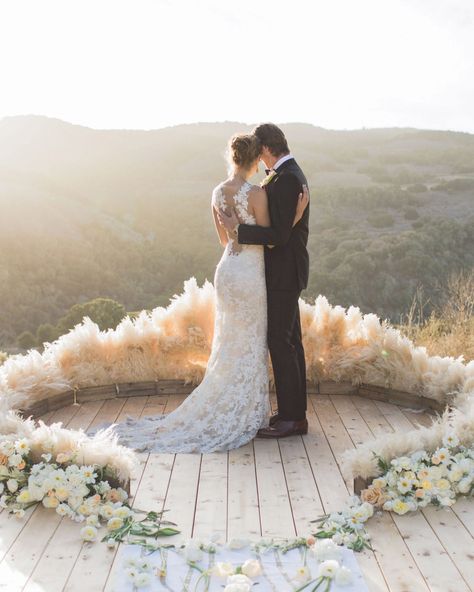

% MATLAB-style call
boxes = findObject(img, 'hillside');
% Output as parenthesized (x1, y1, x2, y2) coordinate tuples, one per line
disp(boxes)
(1, 115, 473, 349)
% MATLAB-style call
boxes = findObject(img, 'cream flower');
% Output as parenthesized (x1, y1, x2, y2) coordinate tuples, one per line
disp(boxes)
(311, 539, 342, 562)
(8, 453, 24, 467)
(226, 574, 252, 586)
(318, 559, 339, 579)
(212, 562, 235, 578)
(223, 583, 251, 592)
(107, 517, 124, 531)
(458, 477, 472, 494)
(42, 495, 59, 509)
(392, 499, 410, 515)
(241, 559, 262, 578)
(56, 452, 73, 464)
(112, 506, 132, 519)
(226, 538, 250, 550)
(293, 566, 311, 583)
(0, 441, 15, 456)
(17, 489, 32, 504)
(7, 479, 19, 493)
(435, 478, 450, 491)
(80, 525, 98, 541)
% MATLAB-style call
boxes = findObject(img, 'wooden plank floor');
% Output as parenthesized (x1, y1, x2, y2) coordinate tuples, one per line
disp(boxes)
(0, 393, 472, 592)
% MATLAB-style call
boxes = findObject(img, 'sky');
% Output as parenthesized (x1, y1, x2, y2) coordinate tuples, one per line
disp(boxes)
(0, 0, 473, 132)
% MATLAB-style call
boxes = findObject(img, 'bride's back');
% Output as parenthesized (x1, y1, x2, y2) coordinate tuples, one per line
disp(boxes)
(212, 179, 257, 226)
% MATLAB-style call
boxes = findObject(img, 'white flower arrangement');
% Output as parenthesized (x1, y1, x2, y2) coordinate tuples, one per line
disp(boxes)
(0, 435, 179, 544)
(312, 430, 474, 553)
(118, 536, 356, 592)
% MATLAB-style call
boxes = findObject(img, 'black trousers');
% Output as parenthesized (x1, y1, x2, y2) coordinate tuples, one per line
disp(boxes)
(267, 289, 307, 421)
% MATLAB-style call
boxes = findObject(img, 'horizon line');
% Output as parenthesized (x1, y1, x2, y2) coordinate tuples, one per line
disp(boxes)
(1, 113, 473, 137)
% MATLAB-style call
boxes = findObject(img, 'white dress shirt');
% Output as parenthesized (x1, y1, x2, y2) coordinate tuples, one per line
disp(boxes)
(272, 153, 294, 171)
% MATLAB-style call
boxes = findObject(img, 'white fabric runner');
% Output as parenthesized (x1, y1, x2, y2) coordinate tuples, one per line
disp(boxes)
(113, 541, 369, 591)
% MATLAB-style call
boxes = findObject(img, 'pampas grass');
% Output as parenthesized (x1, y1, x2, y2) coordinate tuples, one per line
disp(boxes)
(1, 279, 473, 411)
(1, 276, 473, 482)
(342, 393, 474, 479)
(0, 410, 135, 481)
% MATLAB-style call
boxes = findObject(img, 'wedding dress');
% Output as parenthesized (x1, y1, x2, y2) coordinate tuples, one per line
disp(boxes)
(93, 180, 270, 453)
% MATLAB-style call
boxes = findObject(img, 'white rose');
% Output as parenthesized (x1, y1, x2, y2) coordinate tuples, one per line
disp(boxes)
(7, 479, 18, 493)
(457, 477, 472, 494)
(112, 506, 132, 519)
(227, 537, 250, 550)
(212, 562, 235, 578)
(0, 483, 4, 494)
(8, 453, 23, 467)
(226, 574, 252, 586)
(0, 441, 15, 456)
(241, 559, 262, 578)
(318, 559, 340, 579)
(86, 514, 100, 526)
(335, 565, 353, 586)
(223, 584, 251, 592)
(438, 496, 455, 507)
(311, 539, 342, 562)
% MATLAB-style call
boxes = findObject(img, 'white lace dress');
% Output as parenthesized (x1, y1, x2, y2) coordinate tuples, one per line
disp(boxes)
(97, 181, 270, 453)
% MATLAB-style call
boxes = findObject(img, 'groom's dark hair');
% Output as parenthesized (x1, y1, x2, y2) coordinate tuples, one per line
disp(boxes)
(253, 123, 289, 157)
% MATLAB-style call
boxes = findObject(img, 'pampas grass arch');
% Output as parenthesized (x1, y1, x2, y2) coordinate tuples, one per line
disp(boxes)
(1, 278, 473, 483)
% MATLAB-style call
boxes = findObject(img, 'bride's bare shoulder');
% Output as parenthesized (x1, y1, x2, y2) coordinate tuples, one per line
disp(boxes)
(248, 184, 267, 203)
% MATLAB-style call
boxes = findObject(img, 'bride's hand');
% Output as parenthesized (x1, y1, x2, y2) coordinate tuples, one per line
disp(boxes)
(293, 184, 309, 226)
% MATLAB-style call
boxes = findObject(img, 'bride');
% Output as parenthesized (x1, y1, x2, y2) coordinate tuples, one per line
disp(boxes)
(98, 133, 308, 453)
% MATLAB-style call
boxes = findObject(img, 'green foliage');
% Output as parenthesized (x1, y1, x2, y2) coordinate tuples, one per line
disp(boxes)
(17, 331, 37, 350)
(57, 298, 126, 333)
(36, 323, 59, 345)
(367, 212, 395, 228)
(404, 207, 420, 220)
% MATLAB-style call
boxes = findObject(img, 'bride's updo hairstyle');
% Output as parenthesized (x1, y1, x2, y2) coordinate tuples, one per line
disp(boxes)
(227, 133, 262, 171)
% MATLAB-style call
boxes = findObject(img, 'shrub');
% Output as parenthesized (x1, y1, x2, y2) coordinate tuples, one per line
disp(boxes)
(17, 331, 37, 350)
(367, 213, 395, 228)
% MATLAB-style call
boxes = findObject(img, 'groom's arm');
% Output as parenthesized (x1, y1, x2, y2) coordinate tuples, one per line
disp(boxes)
(238, 174, 301, 246)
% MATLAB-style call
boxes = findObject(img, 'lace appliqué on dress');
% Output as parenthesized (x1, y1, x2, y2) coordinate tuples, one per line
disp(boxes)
(88, 181, 270, 454)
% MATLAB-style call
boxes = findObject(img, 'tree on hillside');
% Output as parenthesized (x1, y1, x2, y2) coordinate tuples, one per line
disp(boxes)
(57, 298, 126, 333)
(17, 331, 37, 349)
(36, 323, 59, 345)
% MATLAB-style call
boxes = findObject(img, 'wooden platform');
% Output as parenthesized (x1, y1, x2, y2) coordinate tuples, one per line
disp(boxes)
(1, 393, 473, 592)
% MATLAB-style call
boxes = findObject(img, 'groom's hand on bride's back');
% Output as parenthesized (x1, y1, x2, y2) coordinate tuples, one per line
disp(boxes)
(217, 207, 239, 234)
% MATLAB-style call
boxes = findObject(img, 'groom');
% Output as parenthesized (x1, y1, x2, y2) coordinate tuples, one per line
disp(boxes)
(218, 123, 310, 438)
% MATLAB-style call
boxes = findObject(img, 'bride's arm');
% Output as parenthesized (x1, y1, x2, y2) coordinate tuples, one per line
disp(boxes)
(212, 204, 229, 247)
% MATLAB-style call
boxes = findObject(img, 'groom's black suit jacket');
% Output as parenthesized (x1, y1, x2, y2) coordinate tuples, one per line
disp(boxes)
(237, 157, 310, 291)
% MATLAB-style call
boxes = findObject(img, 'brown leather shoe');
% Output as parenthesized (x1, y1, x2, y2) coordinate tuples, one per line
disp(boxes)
(269, 412, 280, 426)
(257, 418, 308, 438)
